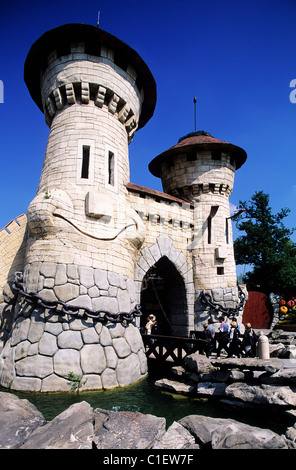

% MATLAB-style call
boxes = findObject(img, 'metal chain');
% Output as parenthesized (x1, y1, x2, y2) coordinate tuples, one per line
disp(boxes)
(11, 272, 142, 324)
(199, 285, 246, 317)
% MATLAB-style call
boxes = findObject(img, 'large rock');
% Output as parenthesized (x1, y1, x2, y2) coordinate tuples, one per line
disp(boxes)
(179, 414, 287, 449)
(20, 401, 94, 449)
(197, 382, 227, 397)
(196, 380, 296, 406)
(225, 382, 296, 406)
(260, 368, 296, 385)
(0, 392, 46, 448)
(285, 422, 296, 448)
(210, 357, 284, 374)
(199, 369, 250, 383)
(155, 378, 196, 395)
(184, 353, 216, 374)
(153, 421, 199, 449)
(93, 408, 166, 449)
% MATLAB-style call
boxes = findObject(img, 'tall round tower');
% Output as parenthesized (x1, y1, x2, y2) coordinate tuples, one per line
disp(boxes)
(23, 23, 156, 282)
(149, 131, 247, 326)
(0, 24, 156, 392)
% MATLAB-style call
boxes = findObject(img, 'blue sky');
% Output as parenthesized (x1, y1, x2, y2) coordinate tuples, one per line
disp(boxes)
(1, 0, 296, 254)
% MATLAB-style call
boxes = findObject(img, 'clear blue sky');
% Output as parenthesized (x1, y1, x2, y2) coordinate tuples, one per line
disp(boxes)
(1, 0, 296, 250)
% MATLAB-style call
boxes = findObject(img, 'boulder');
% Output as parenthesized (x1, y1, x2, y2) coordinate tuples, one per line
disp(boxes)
(269, 343, 286, 357)
(184, 353, 216, 374)
(93, 408, 166, 449)
(285, 422, 296, 448)
(197, 382, 227, 397)
(20, 401, 94, 449)
(225, 382, 296, 407)
(154, 378, 196, 395)
(179, 414, 287, 449)
(153, 421, 199, 449)
(0, 392, 46, 448)
(171, 365, 199, 383)
(199, 369, 251, 383)
(260, 368, 296, 385)
(210, 357, 284, 374)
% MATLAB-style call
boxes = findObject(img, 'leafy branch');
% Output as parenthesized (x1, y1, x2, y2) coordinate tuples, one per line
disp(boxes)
(67, 372, 87, 392)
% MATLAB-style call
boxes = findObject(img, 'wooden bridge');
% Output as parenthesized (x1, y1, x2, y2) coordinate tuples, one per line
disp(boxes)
(141, 333, 206, 365)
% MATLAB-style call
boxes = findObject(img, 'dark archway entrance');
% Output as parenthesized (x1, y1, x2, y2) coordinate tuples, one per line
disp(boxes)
(140, 256, 188, 336)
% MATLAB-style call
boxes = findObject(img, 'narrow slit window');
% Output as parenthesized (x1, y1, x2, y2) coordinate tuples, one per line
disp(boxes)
(108, 151, 115, 186)
(208, 206, 219, 244)
(81, 145, 90, 179)
(207, 216, 212, 244)
(225, 218, 229, 244)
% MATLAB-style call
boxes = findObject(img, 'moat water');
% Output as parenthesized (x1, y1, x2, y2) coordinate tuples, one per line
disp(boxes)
(3, 362, 293, 435)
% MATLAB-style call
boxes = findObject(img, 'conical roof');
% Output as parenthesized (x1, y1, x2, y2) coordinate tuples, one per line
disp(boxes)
(148, 131, 247, 177)
(24, 23, 157, 130)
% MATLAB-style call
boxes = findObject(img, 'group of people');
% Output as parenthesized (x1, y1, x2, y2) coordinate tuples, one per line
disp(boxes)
(201, 316, 258, 358)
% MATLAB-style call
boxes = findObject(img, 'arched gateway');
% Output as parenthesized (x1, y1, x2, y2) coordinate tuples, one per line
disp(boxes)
(135, 235, 195, 337)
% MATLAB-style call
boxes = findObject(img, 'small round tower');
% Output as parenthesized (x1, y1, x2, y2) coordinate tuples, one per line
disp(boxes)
(149, 130, 247, 326)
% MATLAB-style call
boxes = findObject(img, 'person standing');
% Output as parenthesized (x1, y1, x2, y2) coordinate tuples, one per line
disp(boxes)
(242, 323, 258, 357)
(207, 318, 216, 355)
(228, 320, 241, 357)
(145, 315, 156, 335)
(201, 323, 213, 357)
(216, 316, 229, 357)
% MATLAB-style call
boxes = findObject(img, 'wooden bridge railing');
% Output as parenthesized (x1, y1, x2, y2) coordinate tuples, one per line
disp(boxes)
(141, 333, 207, 365)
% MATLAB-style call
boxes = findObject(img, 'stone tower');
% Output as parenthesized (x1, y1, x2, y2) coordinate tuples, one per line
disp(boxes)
(0, 24, 156, 392)
(148, 131, 247, 325)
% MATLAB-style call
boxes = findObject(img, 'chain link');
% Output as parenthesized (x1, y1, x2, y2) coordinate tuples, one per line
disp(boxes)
(200, 285, 246, 317)
(12, 272, 142, 324)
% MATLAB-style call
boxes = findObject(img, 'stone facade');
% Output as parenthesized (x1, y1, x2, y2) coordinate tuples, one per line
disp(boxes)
(0, 23, 247, 392)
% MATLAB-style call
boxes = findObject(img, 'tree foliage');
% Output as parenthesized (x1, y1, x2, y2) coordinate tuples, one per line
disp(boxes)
(233, 191, 296, 297)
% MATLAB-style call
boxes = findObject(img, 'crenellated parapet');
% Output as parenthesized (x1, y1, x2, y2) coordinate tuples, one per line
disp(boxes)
(169, 181, 233, 201)
(44, 80, 139, 141)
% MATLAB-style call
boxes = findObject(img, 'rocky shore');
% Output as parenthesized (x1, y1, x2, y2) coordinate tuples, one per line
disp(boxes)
(0, 380, 296, 449)
(155, 355, 296, 407)
(2, 331, 296, 450)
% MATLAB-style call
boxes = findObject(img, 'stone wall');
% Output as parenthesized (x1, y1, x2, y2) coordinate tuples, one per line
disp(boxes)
(0, 215, 27, 298)
(0, 301, 147, 392)
(22, 262, 137, 313)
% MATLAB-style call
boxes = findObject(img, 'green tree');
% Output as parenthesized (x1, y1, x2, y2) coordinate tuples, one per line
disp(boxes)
(234, 191, 296, 297)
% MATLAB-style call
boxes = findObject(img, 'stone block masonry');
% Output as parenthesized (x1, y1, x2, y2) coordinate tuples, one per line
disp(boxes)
(0, 215, 27, 294)
(0, 304, 147, 392)
(23, 262, 136, 313)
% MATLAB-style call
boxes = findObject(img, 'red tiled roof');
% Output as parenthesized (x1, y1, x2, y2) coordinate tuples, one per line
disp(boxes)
(126, 182, 193, 206)
(148, 131, 247, 177)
